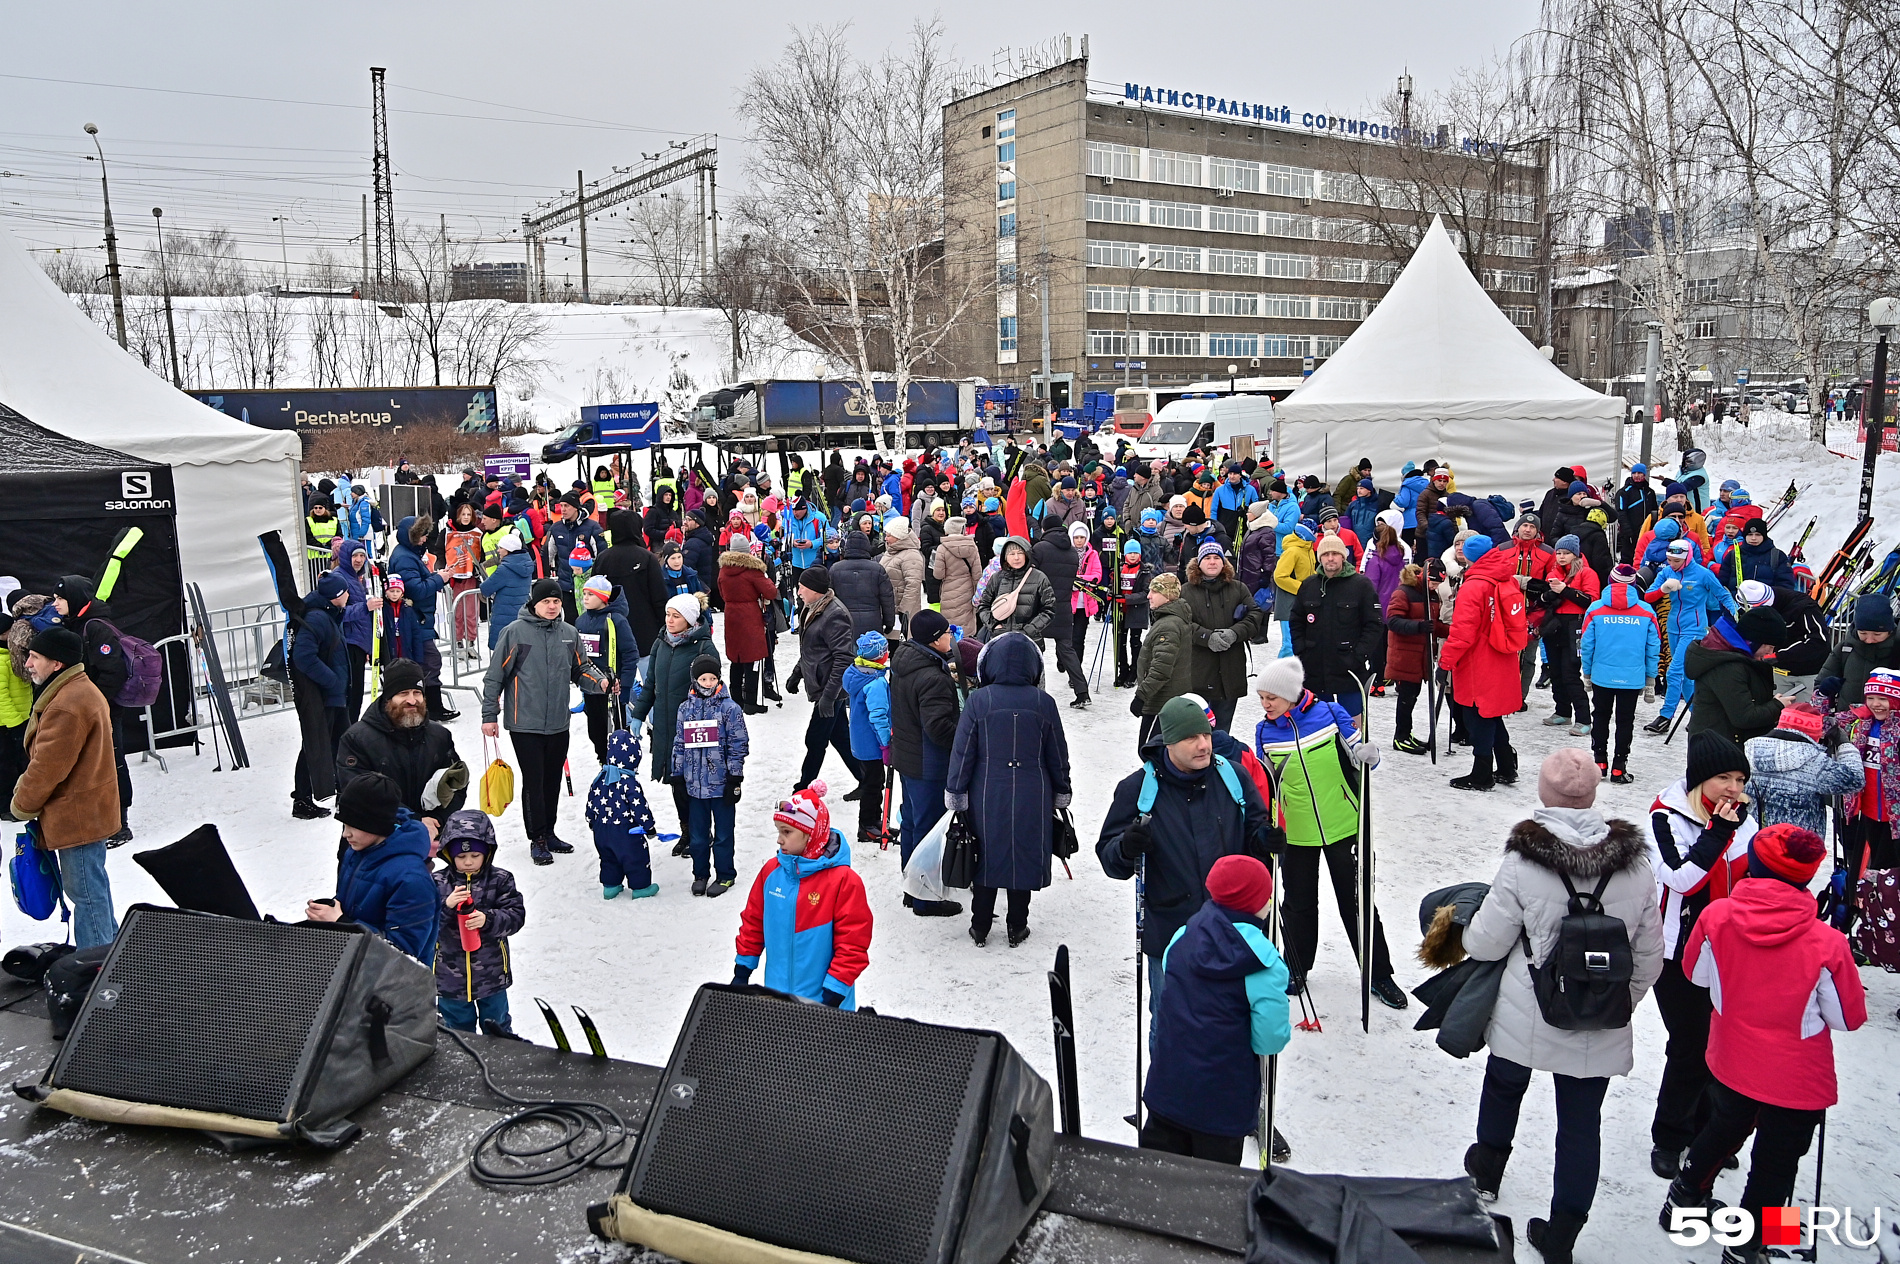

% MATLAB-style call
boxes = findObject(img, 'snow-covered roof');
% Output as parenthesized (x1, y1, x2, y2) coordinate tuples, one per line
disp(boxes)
(1552, 267, 1619, 289)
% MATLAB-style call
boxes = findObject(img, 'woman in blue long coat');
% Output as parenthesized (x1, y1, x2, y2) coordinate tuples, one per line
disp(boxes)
(945, 632, 1073, 947)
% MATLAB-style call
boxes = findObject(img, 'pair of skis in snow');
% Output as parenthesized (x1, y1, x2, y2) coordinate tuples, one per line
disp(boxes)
(536, 998, 607, 1058)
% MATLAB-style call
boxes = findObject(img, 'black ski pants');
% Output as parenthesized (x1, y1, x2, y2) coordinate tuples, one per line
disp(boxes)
(1543, 619, 1589, 723)
(1394, 679, 1422, 741)
(1590, 687, 1639, 767)
(1475, 1055, 1610, 1219)
(1680, 1080, 1823, 1254)
(798, 703, 859, 792)
(1139, 1111, 1245, 1165)
(1279, 836, 1393, 982)
(1050, 629, 1089, 701)
(1650, 956, 1714, 1152)
(510, 729, 570, 842)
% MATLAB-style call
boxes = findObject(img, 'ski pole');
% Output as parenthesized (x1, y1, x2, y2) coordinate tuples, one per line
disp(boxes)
(1133, 850, 1146, 1134)
(1355, 668, 1374, 1035)
(1811, 1111, 1826, 1263)
(563, 760, 575, 797)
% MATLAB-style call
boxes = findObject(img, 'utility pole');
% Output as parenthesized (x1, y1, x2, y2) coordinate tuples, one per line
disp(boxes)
(696, 167, 708, 291)
(152, 207, 181, 387)
(360, 194, 369, 297)
(82, 123, 127, 349)
(272, 215, 290, 290)
(707, 151, 718, 288)
(1641, 320, 1661, 467)
(370, 67, 396, 299)
(577, 170, 589, 303)
(1860, 298, 1898, 521)
(1397, 70, 1413, 140)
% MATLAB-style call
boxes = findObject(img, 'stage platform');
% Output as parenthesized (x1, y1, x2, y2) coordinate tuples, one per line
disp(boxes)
(0, 982, 1511, 1264)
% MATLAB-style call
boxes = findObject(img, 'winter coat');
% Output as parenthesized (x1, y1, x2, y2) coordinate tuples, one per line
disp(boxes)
(1649, 778, 1758, 960)
(1536, 554, 1602, 638)
(680, 525, 721, 590)
(10, 664, 117, 848)
(478, 550, 535, 649)
(377, 597, 428, 668)
(933, 526, 983, 628)
(1438, 545, 1528, 719)
(1836, 706, 1900, 822)
(670, 685, 749, 798)
(1579, 582, 1661, 691)
(831, 534, 895, 637)
(1183, 566, 1265, 701)
(546, 513, 605, 577)
(888, 639, 960, 781)
(1744, 731, 1863, 836)
(1685, 622, 1783, 744)
(1644, 558, 1736, 645)
(1767, 586, 1829, 677)
(1144, 901, 1290, 1138)
(1817, 632, 1900, 708)
(1614, 480, 1660, 550)
(1237, 526, 1277, 596)
(1254, 691, 1377, 846)
(1412, 882, 1507, 1058)
(1575, 516, 1616, 589)
(1715, 536, 1796, 593)
(842, 661, 892, 763)
(629, 620, 719, 781)
(1383, 583, 1450, 684)
(1029, 532, 1079, 641)
(1071, 545, 1105, 618)
(1273, 535, 1314, 602)
(291, 594, 349, 709)
(1685, 877, 1866, 1110)
(388, 517, 447, 635)
(660, 562, 701, 598)
(1291, 564, 1382, 697)
(586, 729, 660, 838)
(1097, 737, 1277, 956)
(946, 634, 1072, 891)
(1344, 492, 1380, 544)
(1461, 810, 1664, 1078)
(334, 812, 439, 964)
(482, 605, 610, 735)
(575, 589, 639, 696)
(336, 702, 466, 830)
(1115, 559, 1156, 632)
(1393, 473, 1431, 529)
(595, 521, 670, 654)
(735, 830, 871, 1009)
(975, 542, 1057, 643)
(1443, 493, 1509, 546)
(1360, 540, 1407, 613)
(881, 531, 926, 617)
(716, 551, 778, 664)
(431, 830, 525, 1002)
(330, 540, 376, 654)
(1135, 597, 1196, 717)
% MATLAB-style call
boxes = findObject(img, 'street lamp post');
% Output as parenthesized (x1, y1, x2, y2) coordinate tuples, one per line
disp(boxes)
(151, 208, 181, 387)
(1641, 321, 1662, 467)
(1859, 297, 1898, 521)
(83, 123, 127, 349)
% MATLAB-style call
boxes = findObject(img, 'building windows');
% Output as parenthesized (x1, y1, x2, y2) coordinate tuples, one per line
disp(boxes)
(995, 109, 1015, 139)
(1692, 317, 1718, 339)
(1316, 218, 1369, 244)
(1209, 332, 1259, 357)
(1208, 248, 1258, 276)
(998, 315, 1019, 352)
(1148, 200, 1202, 229)
(1261, 252, 1312, 279)
(1087, 239, 1143, 268)
(997, 141, 1015, 163)
(1484, 269, 1537, 293)
(1086, 141, 1140, 179)
(1503, 306, 1537, 328)
(1262, 211, 1314, 239)
(1494, 235, 1539, 259)
(1317, 170, 1370, 204)
(1146, 287, 1202, 314)
(1318, 257, 1365, 282)
(1314, 336, 1346, 356)
(1146, 330, 1202, 357)
(1087, 328, 1131, 354)
(1086, 194, 1142, 224)
(1261, 334, 1312, 358)
(1369, 260, 1402, 285)
(997, 213, 1017, 238)
(1261, 163, 1316, 198)
(1086, 285, 1135, 312)
(1687, 277, 1722, 304)
(998, 261, 1018, 286)
(997, 180, 1017, 202)
(1148, 149, 1203, 186)
(1261, 293, 1312, 318)
(1556, 349, 1570, 367)
(1209, 290, 1260, 316)
(1316, 297, 1364, 321)
(1209, 157, 1262, 193)
(1209, 206, 1260, 234)
(1148, 243, 1201, 271)
(1496, 192, 1537, 222)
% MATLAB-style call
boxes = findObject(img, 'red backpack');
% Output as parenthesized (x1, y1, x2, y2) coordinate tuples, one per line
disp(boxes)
(1484, 577, 1529, 655)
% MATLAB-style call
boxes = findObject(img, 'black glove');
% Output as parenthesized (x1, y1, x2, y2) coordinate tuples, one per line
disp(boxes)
(1814, 676, 1842, 701)
(725, 775, 743, 805)
(1245, 825, 1286, 860)
(816, 695, 837, 718)
(1686, 814, 1739, 870)
(1119, 815, 1153, 861)
(786, 666, 804, 696)
(821, 987, 846, 1008)
(732, 964, 753, 986)
(1128, 692, 1144, 717)
(667, 773, 686, 790)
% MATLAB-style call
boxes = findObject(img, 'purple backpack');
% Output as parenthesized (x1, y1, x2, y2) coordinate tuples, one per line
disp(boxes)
(93, 619, 165, 709)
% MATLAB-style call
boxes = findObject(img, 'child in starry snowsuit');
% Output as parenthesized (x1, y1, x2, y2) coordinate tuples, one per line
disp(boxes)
(586, 728, 660, 899)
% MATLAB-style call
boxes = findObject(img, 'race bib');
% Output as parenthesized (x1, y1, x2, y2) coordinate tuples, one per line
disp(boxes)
(683, 719, 721, 749)
(1121, 574, 1136, 592)
(579, 632, 602, 658)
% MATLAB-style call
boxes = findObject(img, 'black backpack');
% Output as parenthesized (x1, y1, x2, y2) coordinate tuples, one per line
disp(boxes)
(1523, 871, 1634, 1031)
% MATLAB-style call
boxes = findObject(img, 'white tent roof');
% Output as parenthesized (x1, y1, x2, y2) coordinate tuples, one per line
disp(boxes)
(0, 222, 301, 613)
(1273, 217, 1622, 492)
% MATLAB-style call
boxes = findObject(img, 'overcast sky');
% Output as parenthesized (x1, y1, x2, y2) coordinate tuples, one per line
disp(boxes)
(1, 0, 1538, 289)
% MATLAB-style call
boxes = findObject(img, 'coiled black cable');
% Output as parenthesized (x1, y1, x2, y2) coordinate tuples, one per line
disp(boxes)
(440, 1024, 635, 1187)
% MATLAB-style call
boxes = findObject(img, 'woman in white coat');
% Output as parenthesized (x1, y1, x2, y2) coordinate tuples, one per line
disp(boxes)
(1458, 747, 1665, 1264)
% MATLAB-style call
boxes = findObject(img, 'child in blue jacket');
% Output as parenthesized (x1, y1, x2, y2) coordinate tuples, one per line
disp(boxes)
(841, 631, 894, 846)
(671, 653, 749, 896)
(1142, 853, 1290, 1165)
(586, 729, 660, 898)
(1580, 564, 1661, 783)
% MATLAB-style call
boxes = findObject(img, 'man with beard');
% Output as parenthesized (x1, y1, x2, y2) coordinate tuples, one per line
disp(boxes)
(336, 658, 468, 842)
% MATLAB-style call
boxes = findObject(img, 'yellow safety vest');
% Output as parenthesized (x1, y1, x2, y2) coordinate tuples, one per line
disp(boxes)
(592, 477, 616, 499)
(306, 515, 339, 559)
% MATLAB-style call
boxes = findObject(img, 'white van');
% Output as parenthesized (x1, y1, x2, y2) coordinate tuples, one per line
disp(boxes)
(1132, 394, 1275, 462)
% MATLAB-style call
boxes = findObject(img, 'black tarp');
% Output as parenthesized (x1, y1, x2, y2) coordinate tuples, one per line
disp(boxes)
(0, 402, 188, 748)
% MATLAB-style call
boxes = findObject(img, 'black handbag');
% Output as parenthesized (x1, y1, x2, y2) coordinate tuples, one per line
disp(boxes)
(763, 597, 790, 636)
(1051, 807, 1079, 860)
(942, 814, 979, 889)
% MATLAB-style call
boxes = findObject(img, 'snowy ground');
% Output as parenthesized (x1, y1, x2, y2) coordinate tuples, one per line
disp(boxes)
(17, 417, 1900, 1261)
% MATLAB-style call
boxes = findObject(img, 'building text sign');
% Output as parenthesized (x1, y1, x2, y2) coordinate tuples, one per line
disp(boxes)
(1117, 82, 1502, 155)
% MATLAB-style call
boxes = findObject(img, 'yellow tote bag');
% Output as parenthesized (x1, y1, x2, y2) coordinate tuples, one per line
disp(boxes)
(479, 737, 514, 817)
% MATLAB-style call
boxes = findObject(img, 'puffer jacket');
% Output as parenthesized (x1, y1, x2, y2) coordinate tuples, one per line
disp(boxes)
(888, 638, 960, 781)
(481, 605, 610, 734)
(1817, 633, 1900, 708)
(1238, 522, 1277, 595)
(1393, 472, 1431, 528)
(1744, 731, 1863, 836)
(334, 811, 440, 964)
(431, 812, 525, 1002)
(735, 828, 871, 1009)
(336, 697, 467, 830)
(574, 587, 639, 695)
(946, 634, 1072, 892)
(831, 534, 894, 636)
(1183, 563, 1265, 701)
(290, 592, 349, 708)
(1579, 581, 1661, 690)
(933, 524, 983, 626)
(1685, 621, 1783, 744)
(1644, 557, 1736, 645)
(1383, 583, 1449, 685)
(842, 659, 891, 763)
(716, 550, 778, 664)
(388, 516, 447, 635)
(1462, 809, 1665, 1078)
(330, 539, 376, 654)
(1136, 597, 1195, 717)
(670, 684, 749, 798)
(1029, 530, 1078, 641)
(1290, 562, 1382, 697)
(478, 549, 534, 649)
(975, 539, 1056, 642)
(1438, 545, 1528, 720)
(628, 618, 719, 781)
(881, 529, 926, 617)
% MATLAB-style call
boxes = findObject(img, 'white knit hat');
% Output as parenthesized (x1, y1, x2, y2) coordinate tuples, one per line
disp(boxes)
(665, 593, 699, 623)
(1255, 655, 1306, 702)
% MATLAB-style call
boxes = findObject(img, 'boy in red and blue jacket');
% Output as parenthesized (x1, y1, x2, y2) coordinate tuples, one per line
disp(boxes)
(732, 779, 872, 1009)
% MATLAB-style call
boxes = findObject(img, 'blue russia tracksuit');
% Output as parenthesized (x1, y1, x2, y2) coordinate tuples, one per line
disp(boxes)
(1645, 560, 1735, 717)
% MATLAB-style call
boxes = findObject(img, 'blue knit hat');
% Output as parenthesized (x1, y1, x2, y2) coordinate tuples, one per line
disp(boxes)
(1631, 462, 1648, 474)
(315, 572, 349, 601)
(1197, 538, 1226, 562)
(1123, 538, 1143, 556)
(1567, 480, 1590, 497)
(1655, 518, 1682, 541)
(1664, 481, 1688, 497)
(1554, 534, 1581, 555)
(855, 631, 889, 662)
(1462, 535, 1495, 562)
(1358, 478, 1376, 492)
(1401, 460, 1417, 476)
(1292, 522, 1316, 543)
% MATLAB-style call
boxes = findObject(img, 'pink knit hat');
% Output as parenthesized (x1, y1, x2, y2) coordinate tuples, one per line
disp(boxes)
(773, 780, 832, 856)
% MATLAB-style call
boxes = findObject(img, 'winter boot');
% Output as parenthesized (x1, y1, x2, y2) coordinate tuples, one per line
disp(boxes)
(627, 883, 659, 898)
(1007, 925, 1031, 947)
(1464, 1141, 1510, 1200)
(291, 795, 332, 820)
(425, 684, 460, 722)
(1370, 977, 1408, 1010)
(1393, 734, 1428, 754)
(1596, 760, 1609, 780)
(705, 877, 736, 898)
(1611, 764, 1635, 785)
(691, 877, 708, 897)
(1643, 713, 1673, 735)
(603, 885, 623, 899)
(1543, 712, 1572, 726)
(543, 830, 574, 854)
(969, 921, 990, 947)
(671, 838, 691, 858)
(761, 660, 782, 703)
(1070, 692, 1090, 710)
(530, 838, 553, 866)
(1659, 1176, 1725, 1230)
(1526, 1209, 1586, 1264)
(1568, 720, 1590, 737)
(1493, 743, 1520, 786)
(1650, 1146, 1681, 1179)
(1450, 751, 1495, 792)
(1535, 664, 1552, 690)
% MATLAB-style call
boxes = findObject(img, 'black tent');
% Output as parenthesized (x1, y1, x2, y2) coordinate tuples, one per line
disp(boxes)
(0, 402, 188, 747)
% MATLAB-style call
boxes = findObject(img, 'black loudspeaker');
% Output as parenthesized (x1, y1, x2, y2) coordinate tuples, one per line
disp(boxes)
(13, 906, 437, 1147)
(590, 984, 1054, 1264)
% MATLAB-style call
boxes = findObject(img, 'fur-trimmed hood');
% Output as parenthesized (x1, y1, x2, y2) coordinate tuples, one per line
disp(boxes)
(1506, 812, 1647, 877)
(717, 549, 766, 573)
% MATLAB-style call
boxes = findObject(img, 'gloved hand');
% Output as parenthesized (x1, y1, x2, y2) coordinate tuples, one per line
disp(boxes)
(1128, 692, 1144, 717)
(1661, 577, 1683, 593)
(1245, 824, 1286, 860)
(880, 747, 893, 767)
(816, 694, 837, 718)
(1349, 740, 1381, 768)
(725, 775, 743, 805)
(1119, 816, 1153, 861)
(1206, 628, 1237, 653)
(1814, 676, 1843, 701)
(821, 987, 846, 1008)
(667, 773, 686, 790)
(732, 964, 753, 986)
(1580, 676, 1591, 690)
(786, 666, 804, 696)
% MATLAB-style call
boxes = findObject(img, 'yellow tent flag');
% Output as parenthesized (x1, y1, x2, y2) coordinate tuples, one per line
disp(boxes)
(479, 738, 514, 817)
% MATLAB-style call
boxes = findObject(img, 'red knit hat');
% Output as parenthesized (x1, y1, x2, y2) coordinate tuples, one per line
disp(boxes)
(773, 780, 832, 857)
(1749, 824, 1826, 884)
(1775, 705, 1827, 741)
(1205, 854, 1274, 914)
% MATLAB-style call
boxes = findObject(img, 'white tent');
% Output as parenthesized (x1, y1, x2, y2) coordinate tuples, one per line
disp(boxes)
(0, 222, 302, 613)
(1273, 216, 1623, 496)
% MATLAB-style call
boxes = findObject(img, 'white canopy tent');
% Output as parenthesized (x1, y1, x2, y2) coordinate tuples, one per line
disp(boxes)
(0, 222, 302, 613)
(1273, 217, 1623, 496)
